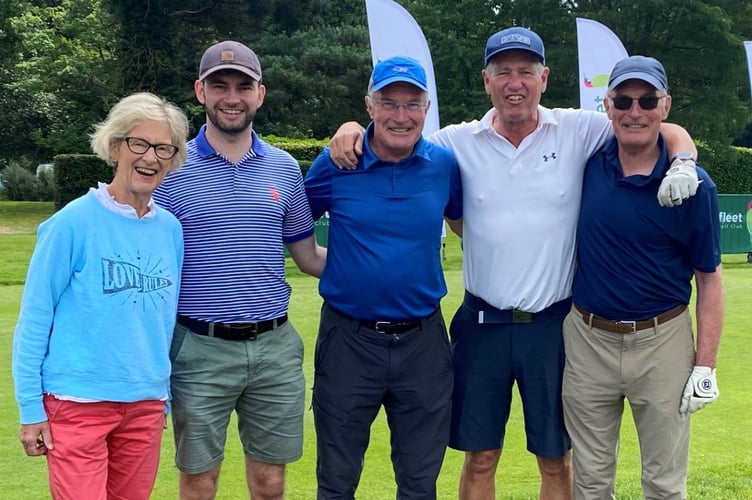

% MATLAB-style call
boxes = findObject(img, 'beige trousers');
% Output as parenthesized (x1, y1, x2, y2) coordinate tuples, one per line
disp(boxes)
(562, 306, 695, 500)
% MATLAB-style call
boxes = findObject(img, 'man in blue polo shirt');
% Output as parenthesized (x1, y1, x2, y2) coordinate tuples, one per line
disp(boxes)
(153, 41, 326, 500)
(562, 55, 723, 499)
(304, 56, 462, 499)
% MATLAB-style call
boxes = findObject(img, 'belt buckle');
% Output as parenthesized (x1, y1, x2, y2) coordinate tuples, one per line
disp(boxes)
(225, 322, 258, 340)
(512, 310, 532, 323)
(374, 321, 390, 333)
(616, 320, 637, 333)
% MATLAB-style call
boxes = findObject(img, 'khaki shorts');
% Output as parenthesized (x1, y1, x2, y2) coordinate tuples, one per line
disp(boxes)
(169, 320, 305, 473)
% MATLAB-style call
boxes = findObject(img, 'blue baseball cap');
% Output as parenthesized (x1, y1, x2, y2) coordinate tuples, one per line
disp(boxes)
(608, 55, 668, 90)
(370, 56, 428, 92)
(484, 27, 545, 66)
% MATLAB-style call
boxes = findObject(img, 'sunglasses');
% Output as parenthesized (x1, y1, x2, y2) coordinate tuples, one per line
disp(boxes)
(610, 94, 667, 111)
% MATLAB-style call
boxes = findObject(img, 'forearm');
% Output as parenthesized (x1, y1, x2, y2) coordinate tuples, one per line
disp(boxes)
(694, 267, 724, 367)
(660, 122, 697, 159)
(287, 235, 327, 278)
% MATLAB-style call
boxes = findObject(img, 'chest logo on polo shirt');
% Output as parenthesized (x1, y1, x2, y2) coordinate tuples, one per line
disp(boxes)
(270, 186, 280, 202)
(543, 152, 558, 162)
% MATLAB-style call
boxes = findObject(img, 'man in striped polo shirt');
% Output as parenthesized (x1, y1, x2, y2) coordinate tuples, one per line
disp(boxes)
(153, 40, 326, 500)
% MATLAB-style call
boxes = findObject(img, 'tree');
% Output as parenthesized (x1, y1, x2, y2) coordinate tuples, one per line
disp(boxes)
(571, 0, 750, 145)
(3, 0, 117, 161)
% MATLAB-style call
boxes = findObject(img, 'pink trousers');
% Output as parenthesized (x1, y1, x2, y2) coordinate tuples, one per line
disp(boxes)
(43, 395, 165, 500)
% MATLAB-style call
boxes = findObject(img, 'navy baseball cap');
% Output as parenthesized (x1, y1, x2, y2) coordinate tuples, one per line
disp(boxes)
(485, 27, 545, 66)
(370, 56, 428, 92)
(608, 55, 668, 90)
(199, 41, 262, 81)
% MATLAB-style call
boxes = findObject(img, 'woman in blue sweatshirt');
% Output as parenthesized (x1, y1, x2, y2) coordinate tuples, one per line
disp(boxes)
(12, 92, 189, 500)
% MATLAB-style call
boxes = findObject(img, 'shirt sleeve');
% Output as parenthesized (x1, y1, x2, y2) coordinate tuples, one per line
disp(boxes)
(444, 157, 463, 220)
(304, 148, 335, 221)
(577, 110, 614, 159)
(12, 215, 78, 424)
(684, 171, 722, 272)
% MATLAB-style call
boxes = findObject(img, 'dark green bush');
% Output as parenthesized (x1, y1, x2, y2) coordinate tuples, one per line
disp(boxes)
(54, 154, 113, 210)
(50, 138, 750, 210)
(697, 143, 752, 194)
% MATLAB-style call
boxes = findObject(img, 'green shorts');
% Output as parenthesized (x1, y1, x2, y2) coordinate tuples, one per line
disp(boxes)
(169, 320, 305, 473)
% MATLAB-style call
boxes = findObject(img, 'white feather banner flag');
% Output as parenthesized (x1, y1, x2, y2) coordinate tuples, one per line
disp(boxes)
(366, 0, 440, 135)
(576, 18, 628, 112)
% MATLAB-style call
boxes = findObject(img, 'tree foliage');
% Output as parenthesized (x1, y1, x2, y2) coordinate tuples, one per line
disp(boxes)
(0, 0, 750, 168)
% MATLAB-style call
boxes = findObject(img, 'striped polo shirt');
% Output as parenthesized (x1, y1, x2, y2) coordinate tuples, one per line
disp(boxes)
(153, 125, 314, 322)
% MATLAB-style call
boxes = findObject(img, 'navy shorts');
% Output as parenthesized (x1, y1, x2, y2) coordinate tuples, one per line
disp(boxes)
(449, 292, 571, 458)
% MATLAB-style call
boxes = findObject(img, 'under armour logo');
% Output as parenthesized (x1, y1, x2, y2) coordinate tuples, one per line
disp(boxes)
(543, 152, 558, 162)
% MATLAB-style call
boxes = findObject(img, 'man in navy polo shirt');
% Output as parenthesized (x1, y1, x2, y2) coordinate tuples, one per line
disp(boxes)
(304, 56, 463, 499)
(562, 55, 723, 499)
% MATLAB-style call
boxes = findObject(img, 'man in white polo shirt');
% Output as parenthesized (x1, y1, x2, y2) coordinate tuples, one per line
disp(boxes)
(328, 26, 699, 500)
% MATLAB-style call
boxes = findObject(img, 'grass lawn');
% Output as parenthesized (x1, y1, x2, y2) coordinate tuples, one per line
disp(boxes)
(1, 201, 750, 499)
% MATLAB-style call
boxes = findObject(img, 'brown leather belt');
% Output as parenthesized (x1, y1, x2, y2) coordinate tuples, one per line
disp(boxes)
(573, 304, 687, 334)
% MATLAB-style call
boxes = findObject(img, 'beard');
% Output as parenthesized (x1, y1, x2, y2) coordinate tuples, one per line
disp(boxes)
(205, 106, 255, 135)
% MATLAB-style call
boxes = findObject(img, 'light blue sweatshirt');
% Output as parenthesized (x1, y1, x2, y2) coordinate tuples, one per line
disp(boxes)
(13, 192, 183, 424)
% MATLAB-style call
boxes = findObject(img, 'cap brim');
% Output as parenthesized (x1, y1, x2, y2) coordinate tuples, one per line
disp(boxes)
(485, 46, 544, 65)
(609, 72, 664, 90)
(199, 64, 261, 81)
(372, 76, 428, 92)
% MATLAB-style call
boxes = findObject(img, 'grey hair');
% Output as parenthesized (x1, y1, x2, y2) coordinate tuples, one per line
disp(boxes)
(89, 92, 190, 171)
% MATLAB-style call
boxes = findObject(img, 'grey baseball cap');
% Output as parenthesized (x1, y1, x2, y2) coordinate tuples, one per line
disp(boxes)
(199, 41, 262, 81)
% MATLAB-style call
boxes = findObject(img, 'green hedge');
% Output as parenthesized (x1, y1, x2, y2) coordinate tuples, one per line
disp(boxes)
(54, 154, 113, 210)
(49, 138, 752, 209)
(697, 143, 752, 194)
(52, 138, 326, 209)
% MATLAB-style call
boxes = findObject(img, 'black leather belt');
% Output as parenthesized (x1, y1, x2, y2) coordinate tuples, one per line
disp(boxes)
(361, 319, 423, 335)
(177, 314, 287, 341)
(573, 304, 687, 334)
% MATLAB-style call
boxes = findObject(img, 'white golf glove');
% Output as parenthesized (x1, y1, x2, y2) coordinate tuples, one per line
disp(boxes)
(657, 158, 699, 207)
(680, 366, 719, 414)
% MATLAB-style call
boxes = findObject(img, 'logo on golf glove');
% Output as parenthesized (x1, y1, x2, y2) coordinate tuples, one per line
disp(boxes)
(680, 366, 718, 414)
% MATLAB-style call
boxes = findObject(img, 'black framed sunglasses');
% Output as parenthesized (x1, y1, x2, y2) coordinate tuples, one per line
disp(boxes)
(610, 95, 667, 111)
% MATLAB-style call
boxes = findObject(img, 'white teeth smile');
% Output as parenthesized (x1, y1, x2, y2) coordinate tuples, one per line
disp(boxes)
(508, 95, 523, 101)
(136, 167, 157, 176)
(391, 128, 409, 133)
(221, 109, 242, 115)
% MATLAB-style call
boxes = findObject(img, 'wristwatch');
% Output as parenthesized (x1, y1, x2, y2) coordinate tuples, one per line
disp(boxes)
(670, 152, 696, 163)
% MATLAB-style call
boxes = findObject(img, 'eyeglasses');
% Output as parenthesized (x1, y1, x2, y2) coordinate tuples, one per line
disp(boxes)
(370, 98, 428, 113)
(610, 94, 667, 111)
(123, 137, 179, 160)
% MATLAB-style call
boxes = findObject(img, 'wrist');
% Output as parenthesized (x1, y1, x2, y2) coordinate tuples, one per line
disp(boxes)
(670, 152, 696, 163)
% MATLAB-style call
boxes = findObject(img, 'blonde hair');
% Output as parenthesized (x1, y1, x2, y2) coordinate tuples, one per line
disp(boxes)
(90, 92, 190, 171)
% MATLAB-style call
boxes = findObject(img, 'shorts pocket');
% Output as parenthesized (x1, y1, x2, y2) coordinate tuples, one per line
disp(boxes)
(169, 324, 189, 363)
